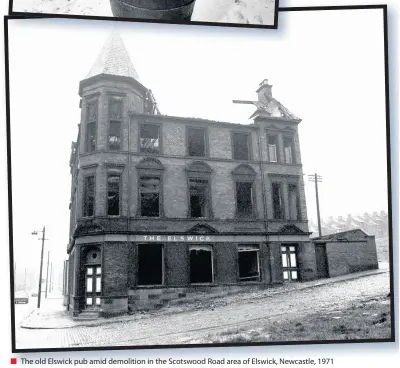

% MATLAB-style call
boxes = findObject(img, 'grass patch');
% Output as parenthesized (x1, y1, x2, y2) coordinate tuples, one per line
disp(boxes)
(206, 295, 391, 344)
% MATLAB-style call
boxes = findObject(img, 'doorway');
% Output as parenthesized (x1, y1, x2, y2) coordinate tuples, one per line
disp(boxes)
(85, 265, 101, 309)
(189, 245, 213, 284)
(281, 245, 299, 281)
(315, 244, 329, 278)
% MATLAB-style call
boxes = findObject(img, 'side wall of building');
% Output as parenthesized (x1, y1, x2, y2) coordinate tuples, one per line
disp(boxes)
(325, 237, 379, 277)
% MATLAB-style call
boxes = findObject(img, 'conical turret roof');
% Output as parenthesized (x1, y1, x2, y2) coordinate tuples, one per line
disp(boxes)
(86, 31, 140, 81)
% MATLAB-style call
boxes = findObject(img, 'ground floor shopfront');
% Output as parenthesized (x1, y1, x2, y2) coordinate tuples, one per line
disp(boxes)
(66, 232, 317, 316)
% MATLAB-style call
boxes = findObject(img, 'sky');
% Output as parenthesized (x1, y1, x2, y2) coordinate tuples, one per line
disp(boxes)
(6, 8, 389, 285)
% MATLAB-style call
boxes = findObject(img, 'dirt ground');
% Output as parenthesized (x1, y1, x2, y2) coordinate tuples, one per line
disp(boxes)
(16, 272, 391, 349)
(12, 0, 275, 24)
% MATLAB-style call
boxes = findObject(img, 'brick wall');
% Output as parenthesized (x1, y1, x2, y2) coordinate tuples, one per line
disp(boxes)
(103, 242, 129, 295)
(297, 242, 317, 281)
(325, 237, 378, 277)
(165, 243, 189, 286)
(73, 85, 308, 229)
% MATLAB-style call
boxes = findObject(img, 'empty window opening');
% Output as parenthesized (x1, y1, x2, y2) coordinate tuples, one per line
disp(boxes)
(284, 137, 295, 164)
(238, 245, 260, 281)
(107, 174, 120, 216)
(140, 176, 160, 217)
(85, 103, 97, 153)
(86, 122, 97, 153)
(190, 246, 213, 283)
(233, 133, 250, 160)
(108, 121, 121, 151)
(83, 176, 95, 217)
(236, 182, 253, 216)
(288, 184, 300, 220)
(138, 244, 163, 286)
(268, 135, 278, 162)
(190, 179, 209, 218)
(272, 182, 284, 219)
(140, 124, 160, 153)
(188, 128, 206, 157)
(281, 245, 298, 282)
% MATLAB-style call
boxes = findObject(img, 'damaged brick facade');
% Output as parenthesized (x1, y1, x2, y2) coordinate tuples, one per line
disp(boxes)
(66, 33, 318, 317)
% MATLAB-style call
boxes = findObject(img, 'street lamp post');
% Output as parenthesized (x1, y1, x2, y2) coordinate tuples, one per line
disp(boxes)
(31, 226, 47, 309)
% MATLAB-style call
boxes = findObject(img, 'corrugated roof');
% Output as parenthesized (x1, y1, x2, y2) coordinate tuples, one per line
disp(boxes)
(86, 31, 140, 81)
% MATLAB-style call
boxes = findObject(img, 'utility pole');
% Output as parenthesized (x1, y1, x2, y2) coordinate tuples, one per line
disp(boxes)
(308, 173, 323, 237)
(32, 226, 48, 309)
(45, 251, 50, 298)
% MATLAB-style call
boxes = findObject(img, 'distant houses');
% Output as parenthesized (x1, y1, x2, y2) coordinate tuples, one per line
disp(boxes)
(309, 211, 389, 239)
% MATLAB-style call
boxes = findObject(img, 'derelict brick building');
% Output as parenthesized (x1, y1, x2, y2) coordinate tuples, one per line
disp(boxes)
(66, 33, 318, 317)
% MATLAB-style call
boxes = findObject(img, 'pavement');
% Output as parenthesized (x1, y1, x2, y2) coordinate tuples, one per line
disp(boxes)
(20, 266, 389, 330)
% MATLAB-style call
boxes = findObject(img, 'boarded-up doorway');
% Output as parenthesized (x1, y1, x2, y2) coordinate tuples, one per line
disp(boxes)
(315, 244, 329, 278)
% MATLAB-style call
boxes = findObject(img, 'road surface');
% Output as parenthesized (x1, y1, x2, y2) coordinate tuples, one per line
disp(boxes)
(15, 272, 390, 349)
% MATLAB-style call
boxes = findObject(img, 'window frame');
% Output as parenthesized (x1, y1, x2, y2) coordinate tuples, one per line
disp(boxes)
(186, 161, 213, 219)
(288, 182, 301, 221)
(82, 174, 96, 218)
(271, 181, 285, 220)
(85, 100, 98, 153)
(266, 133, 279, 163)
(232, 164, 258, 219)
(138, 122, 162, 155)
(283, 134, 296, 164)
(188, 178, 212, 219)
(106, 173, 121, 217)
(138, 175, 163, 218)
(186, 126, 208, 158)
(231, 131, 253, 161)
(136, 158, 165, 218)
(237, 244, 261, 282)
(108, 98, 123, 151)
(281, 244, 299, 282)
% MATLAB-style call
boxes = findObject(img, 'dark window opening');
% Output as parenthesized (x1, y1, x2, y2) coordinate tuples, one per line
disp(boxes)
(233, 133, 250, 160)
(236, 182, 253, 216)
(190, 247, 213, 283)
(288, 184, 300, 220)
(284, 137, 295, 164)
(107, 174, 120, 216)
(238, 246, 260, 281)
(108, 121, 121, 151)
(140, 124, 160, 154)
(140, 176, 160, 217)
(83, 176, 95, 217)
(188, 128, 206, 157)
(272, 182, 284, 219)
(86, 122, 97, 153)
(268, 135, 278, 162)
(138, 244, 163, 285)
(189, 179, 208, 218)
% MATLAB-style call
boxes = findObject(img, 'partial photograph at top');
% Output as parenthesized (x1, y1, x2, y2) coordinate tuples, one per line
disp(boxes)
(11, 0, 278, 28)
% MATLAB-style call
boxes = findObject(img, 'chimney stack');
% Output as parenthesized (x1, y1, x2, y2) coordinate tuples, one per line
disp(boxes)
(256, 79, 273, 104)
